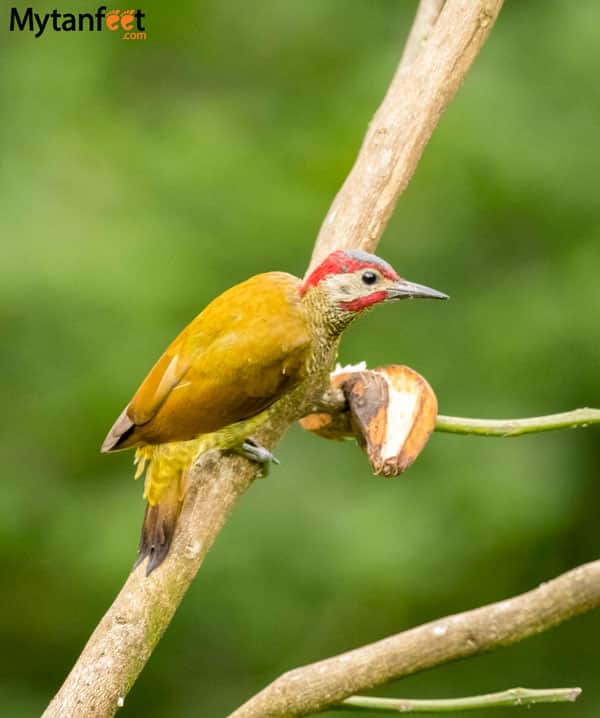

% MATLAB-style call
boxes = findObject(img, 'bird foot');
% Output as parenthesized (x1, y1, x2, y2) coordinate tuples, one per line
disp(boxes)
(234, 438, 280, 478)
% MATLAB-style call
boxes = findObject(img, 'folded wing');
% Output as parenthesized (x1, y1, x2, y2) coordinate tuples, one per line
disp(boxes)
(102, 272, 310, 450)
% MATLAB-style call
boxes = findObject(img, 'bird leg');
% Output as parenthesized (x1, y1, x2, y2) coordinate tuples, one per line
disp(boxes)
(233, 438, 280, 477)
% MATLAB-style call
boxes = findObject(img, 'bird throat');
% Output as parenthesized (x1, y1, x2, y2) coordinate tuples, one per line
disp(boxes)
(300, 283, 358, 346)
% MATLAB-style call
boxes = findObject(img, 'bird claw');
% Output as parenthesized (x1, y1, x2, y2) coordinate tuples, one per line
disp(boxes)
(235, 438, 280, 477)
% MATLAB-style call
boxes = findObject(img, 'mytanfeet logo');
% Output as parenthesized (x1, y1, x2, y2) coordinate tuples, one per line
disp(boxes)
(9, 6, 147, 40)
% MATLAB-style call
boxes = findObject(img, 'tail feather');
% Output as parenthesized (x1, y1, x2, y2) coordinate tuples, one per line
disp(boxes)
(133, 442, 195, 575)
(135, 477, 183, 575)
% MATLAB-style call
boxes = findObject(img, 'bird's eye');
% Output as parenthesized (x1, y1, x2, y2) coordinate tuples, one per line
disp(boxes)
(361, 270, 378, 285)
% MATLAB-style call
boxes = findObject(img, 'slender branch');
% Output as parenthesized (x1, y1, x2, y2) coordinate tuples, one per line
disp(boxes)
(435, 408, 600, 437)
(229, 561, 600, 718)
(44, 1, 504, 716)
(338, 687, 581, 713)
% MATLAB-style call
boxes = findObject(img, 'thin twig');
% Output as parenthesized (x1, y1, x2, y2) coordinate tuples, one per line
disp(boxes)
(337, 687, 581, 713)
(435, 408, 600, 437)
(229, 561, 600, 718)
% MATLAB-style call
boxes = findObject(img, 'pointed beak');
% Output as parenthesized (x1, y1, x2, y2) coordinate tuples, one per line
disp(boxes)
(386, 278, 449, 301)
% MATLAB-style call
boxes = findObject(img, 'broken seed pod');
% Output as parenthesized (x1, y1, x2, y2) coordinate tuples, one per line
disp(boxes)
(300, 364, 438, 477)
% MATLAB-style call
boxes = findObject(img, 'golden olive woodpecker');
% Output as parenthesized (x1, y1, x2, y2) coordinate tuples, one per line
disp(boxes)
(102, 250, 447, 573)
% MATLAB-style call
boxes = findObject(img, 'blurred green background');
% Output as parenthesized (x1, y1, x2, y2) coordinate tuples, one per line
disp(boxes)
(2, 1, 599, 716)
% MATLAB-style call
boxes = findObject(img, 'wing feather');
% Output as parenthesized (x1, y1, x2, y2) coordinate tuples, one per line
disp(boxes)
(102, 272, 309, 449)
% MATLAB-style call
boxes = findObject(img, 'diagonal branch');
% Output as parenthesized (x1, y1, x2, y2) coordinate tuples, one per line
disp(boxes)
(308, 0, 503, 272)
(229, 561, 600, 718)
(43, 1, 504, 716)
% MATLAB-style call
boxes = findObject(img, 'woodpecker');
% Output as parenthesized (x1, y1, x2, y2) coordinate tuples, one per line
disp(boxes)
(102, 249, 447, 573)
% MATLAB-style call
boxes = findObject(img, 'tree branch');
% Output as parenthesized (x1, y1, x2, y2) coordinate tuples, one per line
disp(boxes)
(229, 561, 600, 718)
(338, 686, 581, 713)
(307, 0, 503, 273)
(44, 1, 504, 715)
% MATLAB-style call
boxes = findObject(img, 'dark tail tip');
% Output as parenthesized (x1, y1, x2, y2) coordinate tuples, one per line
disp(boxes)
(134, 496, 181, 576)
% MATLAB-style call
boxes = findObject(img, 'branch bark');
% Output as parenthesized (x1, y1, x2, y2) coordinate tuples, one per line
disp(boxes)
(399, 0, 446, 67)
(229, 561, 600, 718)
(44, 1, 504, 715)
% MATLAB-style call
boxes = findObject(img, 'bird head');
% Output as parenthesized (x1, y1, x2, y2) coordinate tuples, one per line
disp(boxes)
(300, 250, 447, 327)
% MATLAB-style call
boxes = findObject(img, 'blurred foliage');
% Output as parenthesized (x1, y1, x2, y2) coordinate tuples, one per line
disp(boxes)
(1, 1, 599, 716)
